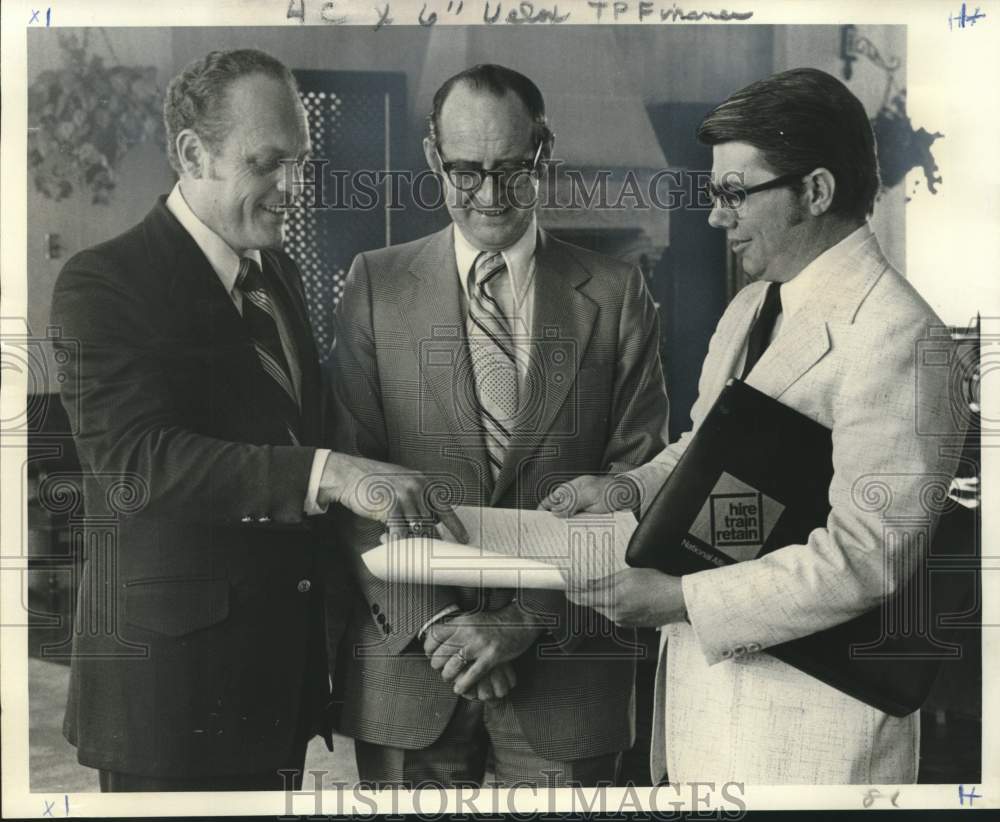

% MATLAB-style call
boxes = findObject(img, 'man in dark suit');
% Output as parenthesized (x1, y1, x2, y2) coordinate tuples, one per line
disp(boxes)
(51, 48, 463, 792)
(330, 64, 668, 787)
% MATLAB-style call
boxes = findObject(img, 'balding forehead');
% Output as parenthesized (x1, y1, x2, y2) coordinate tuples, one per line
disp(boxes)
(224, 73, 310, 154)
(225, 73, 298, 112)
(438, 81, 533, 135)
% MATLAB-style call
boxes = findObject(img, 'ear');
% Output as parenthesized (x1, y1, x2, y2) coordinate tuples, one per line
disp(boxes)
(544, 130, 555, 162)
(176, 129, 208, 180)
(802, 167, 836, 216)
(423, 136, 440, 173)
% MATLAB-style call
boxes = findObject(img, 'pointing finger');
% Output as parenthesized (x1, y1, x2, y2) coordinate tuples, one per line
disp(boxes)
(437, 507, 469, 544)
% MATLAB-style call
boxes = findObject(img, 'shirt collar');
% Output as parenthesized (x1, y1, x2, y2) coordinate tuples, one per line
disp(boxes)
(453, 217, 538, 297)
(166, 183, 262, 294)
(780, 222, 872, 319)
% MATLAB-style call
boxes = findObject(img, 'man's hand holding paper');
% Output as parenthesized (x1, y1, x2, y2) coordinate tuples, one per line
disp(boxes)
(539, 474, 644, 517)
(319, 452, 470, 543)
(563, 567, 687, 628)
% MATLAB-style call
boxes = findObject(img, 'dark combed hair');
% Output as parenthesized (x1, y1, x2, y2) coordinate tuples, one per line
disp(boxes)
(163, 49, 299, 173)
(697, 68, 879, 221)
(427, 63, 555, 157)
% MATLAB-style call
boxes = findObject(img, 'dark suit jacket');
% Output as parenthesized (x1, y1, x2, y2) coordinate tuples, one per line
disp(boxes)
(51, 196, 352, 778)
(330, 226, 667, 761)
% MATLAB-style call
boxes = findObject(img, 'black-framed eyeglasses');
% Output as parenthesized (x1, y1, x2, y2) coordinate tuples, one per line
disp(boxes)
(435, 141, 545, 193)
(704, 172, 804, 210)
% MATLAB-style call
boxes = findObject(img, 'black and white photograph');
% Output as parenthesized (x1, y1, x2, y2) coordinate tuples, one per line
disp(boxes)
(1, 0, 996, 816)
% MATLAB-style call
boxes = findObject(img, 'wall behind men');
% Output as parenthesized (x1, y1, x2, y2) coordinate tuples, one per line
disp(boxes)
(774, 25, 907, 276)
(26, 29, 175, 392)
(27, 25, 913, 394)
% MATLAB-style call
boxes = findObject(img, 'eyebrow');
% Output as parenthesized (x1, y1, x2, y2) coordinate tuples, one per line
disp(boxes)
(441, 151, 535, 166)
(248, 146, 312, 163)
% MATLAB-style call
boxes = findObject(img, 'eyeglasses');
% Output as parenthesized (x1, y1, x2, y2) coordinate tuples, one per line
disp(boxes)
(704, 172, 804, 210)
(435, 141, 545, 193)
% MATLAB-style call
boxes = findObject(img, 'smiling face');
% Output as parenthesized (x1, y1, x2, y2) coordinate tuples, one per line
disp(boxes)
(184, 73, 310, 255)
(707, 141, 812, 283)
(425, 82, 539, 252)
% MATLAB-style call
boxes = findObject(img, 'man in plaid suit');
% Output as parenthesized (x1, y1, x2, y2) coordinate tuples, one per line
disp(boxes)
(329, 64, 667, 787)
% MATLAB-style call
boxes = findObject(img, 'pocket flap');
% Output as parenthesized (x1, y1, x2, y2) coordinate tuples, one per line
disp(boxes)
(124, 577, 230, 637)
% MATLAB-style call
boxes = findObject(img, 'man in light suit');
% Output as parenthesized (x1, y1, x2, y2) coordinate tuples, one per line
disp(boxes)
(52, 49, 462, 791)
(330, 64, 667, 786)
(544, 68, 961, 784)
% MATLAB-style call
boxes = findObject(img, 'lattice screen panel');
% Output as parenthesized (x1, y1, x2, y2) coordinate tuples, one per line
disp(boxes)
(284, 74, 400, 362)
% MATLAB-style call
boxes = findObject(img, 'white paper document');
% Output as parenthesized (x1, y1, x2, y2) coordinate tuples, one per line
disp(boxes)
(361, 505, 638, 589)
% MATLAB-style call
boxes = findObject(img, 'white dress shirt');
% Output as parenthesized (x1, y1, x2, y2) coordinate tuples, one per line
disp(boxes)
(165, 184, 328, 515)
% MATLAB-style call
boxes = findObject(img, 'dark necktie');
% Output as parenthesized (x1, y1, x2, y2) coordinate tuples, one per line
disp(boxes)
(740, 282, 782, 379)
(235, 256, 301, 445)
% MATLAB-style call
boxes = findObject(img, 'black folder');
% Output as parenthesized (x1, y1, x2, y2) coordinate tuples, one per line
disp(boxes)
(626, 379, 978, 717)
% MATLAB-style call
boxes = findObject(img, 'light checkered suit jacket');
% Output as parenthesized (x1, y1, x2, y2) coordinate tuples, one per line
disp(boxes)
(630, 230, 961, 784)
(329, 225, 667, 760)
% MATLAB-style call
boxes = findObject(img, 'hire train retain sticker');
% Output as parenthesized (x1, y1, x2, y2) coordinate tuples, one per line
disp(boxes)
(688, 472, 785, 562)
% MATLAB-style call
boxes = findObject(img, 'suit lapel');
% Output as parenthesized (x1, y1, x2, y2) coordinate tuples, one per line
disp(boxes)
(747, 232, 888, 399)
(710, 288, 761, 399)
(490, 231, 598, 504)
(145, 198, 254, 356)
(746, 311, 831, 399)
(399, 227, 492, 477)
(144, 198, 319, 444)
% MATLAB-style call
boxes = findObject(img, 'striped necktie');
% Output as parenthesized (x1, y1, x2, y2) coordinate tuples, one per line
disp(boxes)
(235, 256, 301, 445)
(467, 250, 518, 483)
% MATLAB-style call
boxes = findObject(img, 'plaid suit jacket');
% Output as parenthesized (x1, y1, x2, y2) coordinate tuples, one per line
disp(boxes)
(328, 225, 667, 760)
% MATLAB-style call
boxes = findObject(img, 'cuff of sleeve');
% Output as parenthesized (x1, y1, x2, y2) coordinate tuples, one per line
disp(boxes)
(417, 604, 461, 640)
(681, 568, 736, 665)
(304, 449, 331, 516)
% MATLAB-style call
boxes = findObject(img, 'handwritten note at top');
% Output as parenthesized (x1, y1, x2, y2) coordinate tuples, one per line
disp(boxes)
(948, 3, 986, 30)
(285, 0, 754, 26)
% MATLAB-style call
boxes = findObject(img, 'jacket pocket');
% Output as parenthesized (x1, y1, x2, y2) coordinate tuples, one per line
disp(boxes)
(123, 577, 230, 637)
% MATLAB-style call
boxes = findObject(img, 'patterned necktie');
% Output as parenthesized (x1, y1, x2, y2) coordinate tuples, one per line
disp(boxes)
(235, 256, 301, 445)
(467, 251, 519, 483)
(740, 282, 782, 379)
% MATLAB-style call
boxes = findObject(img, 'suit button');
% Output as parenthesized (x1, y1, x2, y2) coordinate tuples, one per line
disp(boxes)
(720, 649, 733, 659)
(733, 645, 746, 656)
(747, 642, 761, 653)
(297, 579, 312, 593)
(372, 604, 380, 615)
(384, 623, 391, 634)
(241, 515, 253, 523)
(376, 613, 386, 625)
(258, 515, 271, 523)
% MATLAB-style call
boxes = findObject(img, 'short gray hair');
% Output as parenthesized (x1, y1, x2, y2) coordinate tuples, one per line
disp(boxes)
(163, 49, 299, 173)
